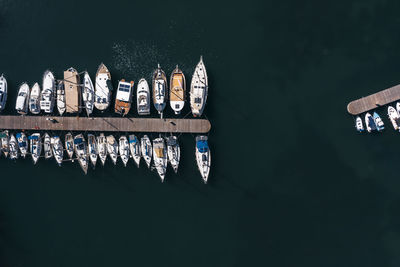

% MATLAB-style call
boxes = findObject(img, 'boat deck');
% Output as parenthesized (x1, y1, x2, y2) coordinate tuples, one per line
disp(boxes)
(347, 83, 400, 115)
(0, 116, 211, 133)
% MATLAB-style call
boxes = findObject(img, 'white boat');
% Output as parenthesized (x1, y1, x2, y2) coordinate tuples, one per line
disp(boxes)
(9, 134, 19, 160)
(97, 133, 107, 166)
(15, 83, 30, 115)
(0, 130, 9, 158)
(152, 137, 167, 182)
(56, 80, 66, 115)
(373, 112, 384, 131)
(106, 135, 118, 165)
(119, 136, 130, 167)
(152, 64, 167, 115)
(114, 79, 134, 116)
(137, 78, 150, 115)
(87, 134, 97, 168)
(195, 135, 211, 183)
(51, 136, 64, 166)
(388, 106, 400, 131)
(83, 72, 95, 116)
(355, 116, 364, 132)
(43, 133, 53, 159)
(166, 136, 180, 173)
(40, 70, 56, 113)
(365, 112, 376, 133)
(190, 56, 208, 117)
(128, 134, 141, 168)
(141, 135, 152, 168)
(65, 132, 74, 159)
(169, 66, 186, 114)
(29, 83, 41, 114)
(95, 63, 112, 111)
(16, 132, 28, 158)
(0, 74, 7, 111)
(396, 102, 400, 116)
(74, 134, 88, 174)
(29, 133, 41, 164)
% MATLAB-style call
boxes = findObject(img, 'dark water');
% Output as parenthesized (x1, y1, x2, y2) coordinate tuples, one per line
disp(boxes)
(1, 0, 400, 266)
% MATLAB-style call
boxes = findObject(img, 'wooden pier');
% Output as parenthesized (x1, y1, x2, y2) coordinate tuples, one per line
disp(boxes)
(0, 116, 211, 133)
(347, 83, 400, 115)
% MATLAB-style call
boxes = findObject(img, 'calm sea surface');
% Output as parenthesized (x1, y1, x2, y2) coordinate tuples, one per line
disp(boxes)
(2, 0, 400, 266)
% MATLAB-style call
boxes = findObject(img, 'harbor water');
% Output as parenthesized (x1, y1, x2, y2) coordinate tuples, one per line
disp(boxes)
(1, 0, 400, 266)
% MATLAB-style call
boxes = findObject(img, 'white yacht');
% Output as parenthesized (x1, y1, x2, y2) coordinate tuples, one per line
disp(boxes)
(0, 130, 9, 158)
(16, 132, 28, 158)
(119, 136, 130, 167)
(0, 74, 7, 111)
(141, 135, 152, 168)
(83, 71, 95, 116)
(65, 132, 74, 159)
(74, 134, 88, 174)
(373, 112, 384, 131)
(87, 134, 97, 168)
(106, 135, 118, 165)
(388, 106, 400, 131)
(9, 134, 19, 160)
(44, 133, 53, 159)
(190, 56, 208, 117)
(195, 135, 211, 183)
(29, 83, 41, 114)
(15, 83, 30, 115)
(51, 136, 64, 166)
(129, 134, 141, 167)
(365, 112, 376, 133)
(355, 116, 364, 132)
(41, 70, 56, 113)
(152, 64, 167, 115)
(137, 78, 150, 115)
(29, 133, 41, 164)
(169, 66, 186, 114)
(97, 133, 107, 166)
(56, 80, 66, 115)
(114, 79, 134, 116)
(95, 63, 112, 111)
(152, 137, 167, 182)
(166, 136, 180, 173)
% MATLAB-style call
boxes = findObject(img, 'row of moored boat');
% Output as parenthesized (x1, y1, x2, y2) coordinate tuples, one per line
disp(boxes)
(354, 103, 400, 132)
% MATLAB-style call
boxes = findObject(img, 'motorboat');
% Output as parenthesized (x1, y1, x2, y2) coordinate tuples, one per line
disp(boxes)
(83, 71, 95, 116)
(365, 112, 376, 133)
(29, 133, 41, 164)
(0, 130, 9, 157)
(355, 116, 364, 132)
(114, 79, 134, 116)
(16, 132, 28, 158)
(51, 136, 64, 166)
(106, 135, 118, 165)
(152, 137, 167, 182)
(137, 78, 150, 115)
(141, 135, 152, 168)
(119, 136, 130, 167)
(190, 56, 208, 117)
(40, 70, 56, 113)
(29, 83, 41, 114)
(73, 134, 88, 174)
(152, 64, 167, 115)
(97, 133, 107, 166)
(373, 111, 384, 131)
(43, 133, 53, 159)
(388, 106, 400, 131)
(87, 134, 98, 168)
(64, 67, 81, 114)
(9, 134, 19, 160)
(396, 102, 400, 116)
(195, 135, 211, 183)
(0, 74, 7, 111)
(15, 83, 30, 115)
(128, 134, 141, 168)
(56, 80, 66, 115)
(65, 132, 74, 159)
(169, 66, 185, 114)
(166, 136, 180, 173)
(95, 63, 112, 111)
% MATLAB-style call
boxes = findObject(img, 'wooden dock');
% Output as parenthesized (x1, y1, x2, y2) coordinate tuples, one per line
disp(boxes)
(347, 84, 400, 115)
(0, 116, 211, 133)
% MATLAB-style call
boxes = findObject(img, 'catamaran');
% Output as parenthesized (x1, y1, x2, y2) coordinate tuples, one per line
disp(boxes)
(44, 133, 53, 159)
(365, 112, 376, 133)
(106, 135, 118, 165)
(65, 132, 74, 159)
(95, 63, 112, 111)
(355, 116, 364, 132)
(115, 80, 134, 116)
(195, 135, 211, 183)
(119, 136, 130, 167)
(153, 137, 167, 182)
(16, 132, 28, 158)
(74, 134, 88, 174)
(388, 106, 400, 131)
(141, 135, 152, 168)
(0, 74, 7, 111)
(137, 78, 150, 115)
(41, 70, 56, 113)
(166, 136, 180, 173)
(9, 134, 19, 160)
(190, 56, 208, 117)
(97, 133, 107, 166)
(152, 64, 167, 115)
(0, 130, 9, 158)
(29, 133, 41, 164)
(56, 80, 66, 115)
(129, 134, 141, 168)
(170, 66, 186, 114)
(83, 71, 95, 116)
(29, 83, 41, 114)
(373, 111, 384, 131)
(51, 136, 64, 166)
(87, 134, 97, 168)
(15, 83, 30, 115)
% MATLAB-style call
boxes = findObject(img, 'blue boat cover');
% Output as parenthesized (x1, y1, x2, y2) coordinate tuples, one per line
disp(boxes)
(129, 137, 138, 143)
(196, 140, 208, 153)
(74, 138, 83, 144)
(28, 135, 39, 140)
(18, 141, 27, 147)
(16, 133, 21, 138)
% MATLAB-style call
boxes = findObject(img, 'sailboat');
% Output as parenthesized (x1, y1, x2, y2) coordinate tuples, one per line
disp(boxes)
(15, 83, 30, 115)
(195, 135, 211, 183)
(106, 134, 118, 165)
(190, 56, 208, 117)
(9, 134, 19, 160)
(373, 111, 384, 131)
(95, 63, 112, 111)
(29, 133, 41, 164)
(51, 136, 64, 166)
(129, 134, 141, 168)
(0, 130, 9, 158)
(0, 74, 7, 111)
(40, 70, 56, 113)
(83, 71, 95, 116)
(29, 83, 41, 114)
(73, 134, 89, 174)
(114, 79, 134, 116)
(64, 67, 81, 114)
(137, 78, 150, 115)
(119, 136, 130, 167)
(166, 136, 180, 173)
(43, 133, 53, 159)
(141, 135, 152, 168)
(97, 133, 107, 166)
(56, 80, 66, 115)
(87, 134, 98, 168)
(152, 64, 167, 115)
(65, 132, 74, 159)
(16, 132, 28, 158)
(152, 137, 167, 182)
(169, 66, 186, 114)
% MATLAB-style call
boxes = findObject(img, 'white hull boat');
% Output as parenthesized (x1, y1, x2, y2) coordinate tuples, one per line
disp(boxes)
(97, 133, 107, 166)
(83, 72, 95, 116)
(190, 56, 208, 117)
(137, 78, 150, 115)
(16, 132, 28, 158)
(373, 112, 384, 131)
(166, 136, 180, 173)
(9, 134, 19, 160)
(88, 134, 98, 168)
(65, 132, 74, 159)
(119, 136, 130, 167)
(169, 66, 186, 114)
(44, 133, 53, 159)
(141, 135, 152, 168)
(0, 74, 7, 111)
(106, 135, 118, 165)
(29, 83, 41, 114)
(29, 133, 41, 164)
(388, 106, 400, 131)
(57, 80, 66, 115)
(0, 130, 9, 158)
(152, 64, 167, 115)
(195, 135, 211, 183)
(41, 70, 56, 113)
(355, 116, 364, 132)
(152, 137, 167, 182)
(51, 136, 64, 166)
(74, 134, 89, 174)
(365, 112, 376, 133)
(16, 83, 30, 115)
(95, 63, 112, 111)
(129, 134, 141, 168)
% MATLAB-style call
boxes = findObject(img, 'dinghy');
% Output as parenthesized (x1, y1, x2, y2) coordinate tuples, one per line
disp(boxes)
(15, 83, 30, 115)
(16, 132, 28, 158)
(137, 78, 150, 115)
(152, 64, 167, 115)
(9, 134, 19, 160)
(190, 56, 208, 117)
(170, 66, 186, 114)
(128, 134, 141, 168)
(43, 133, 53, 159)
(73, 134, 88, 174)
(166, 136, 180, 173)
(97, 133, 107, 166)
(373, 111, 384, 131)
(29, 83, 41, 114)
(115, 80, 134, 116)
(51, 136, 64, 166)
(87, 134, 97, 168)
(56, 80, 66, 115)
(83, 72, 95, 116)
(388, 106, 400, 131)
(29, 133, 41, 164)
(152, 137, 167, 182)
(106, 135, 118, 165)
(119, 136, 130, 167)
(65, 132, 74, 159)
(141, 135, 152, 168)
(0, 130, 9, 158)
(195, 135, 211, 183)
(95, 63, 112, 111)
(0, 74, 7, 111)
(355, 116, 364, 132)
(41, 70, 56, 113)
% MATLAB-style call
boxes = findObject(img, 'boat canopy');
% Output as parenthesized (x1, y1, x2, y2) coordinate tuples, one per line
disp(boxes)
(74, 138, 83, 144)
(19, 141, 27, 147)
(129, 137, 138, 143)
(28, 135, 39, 140)
(16, 133, 21, 138)
(196, 140, 208, 153)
